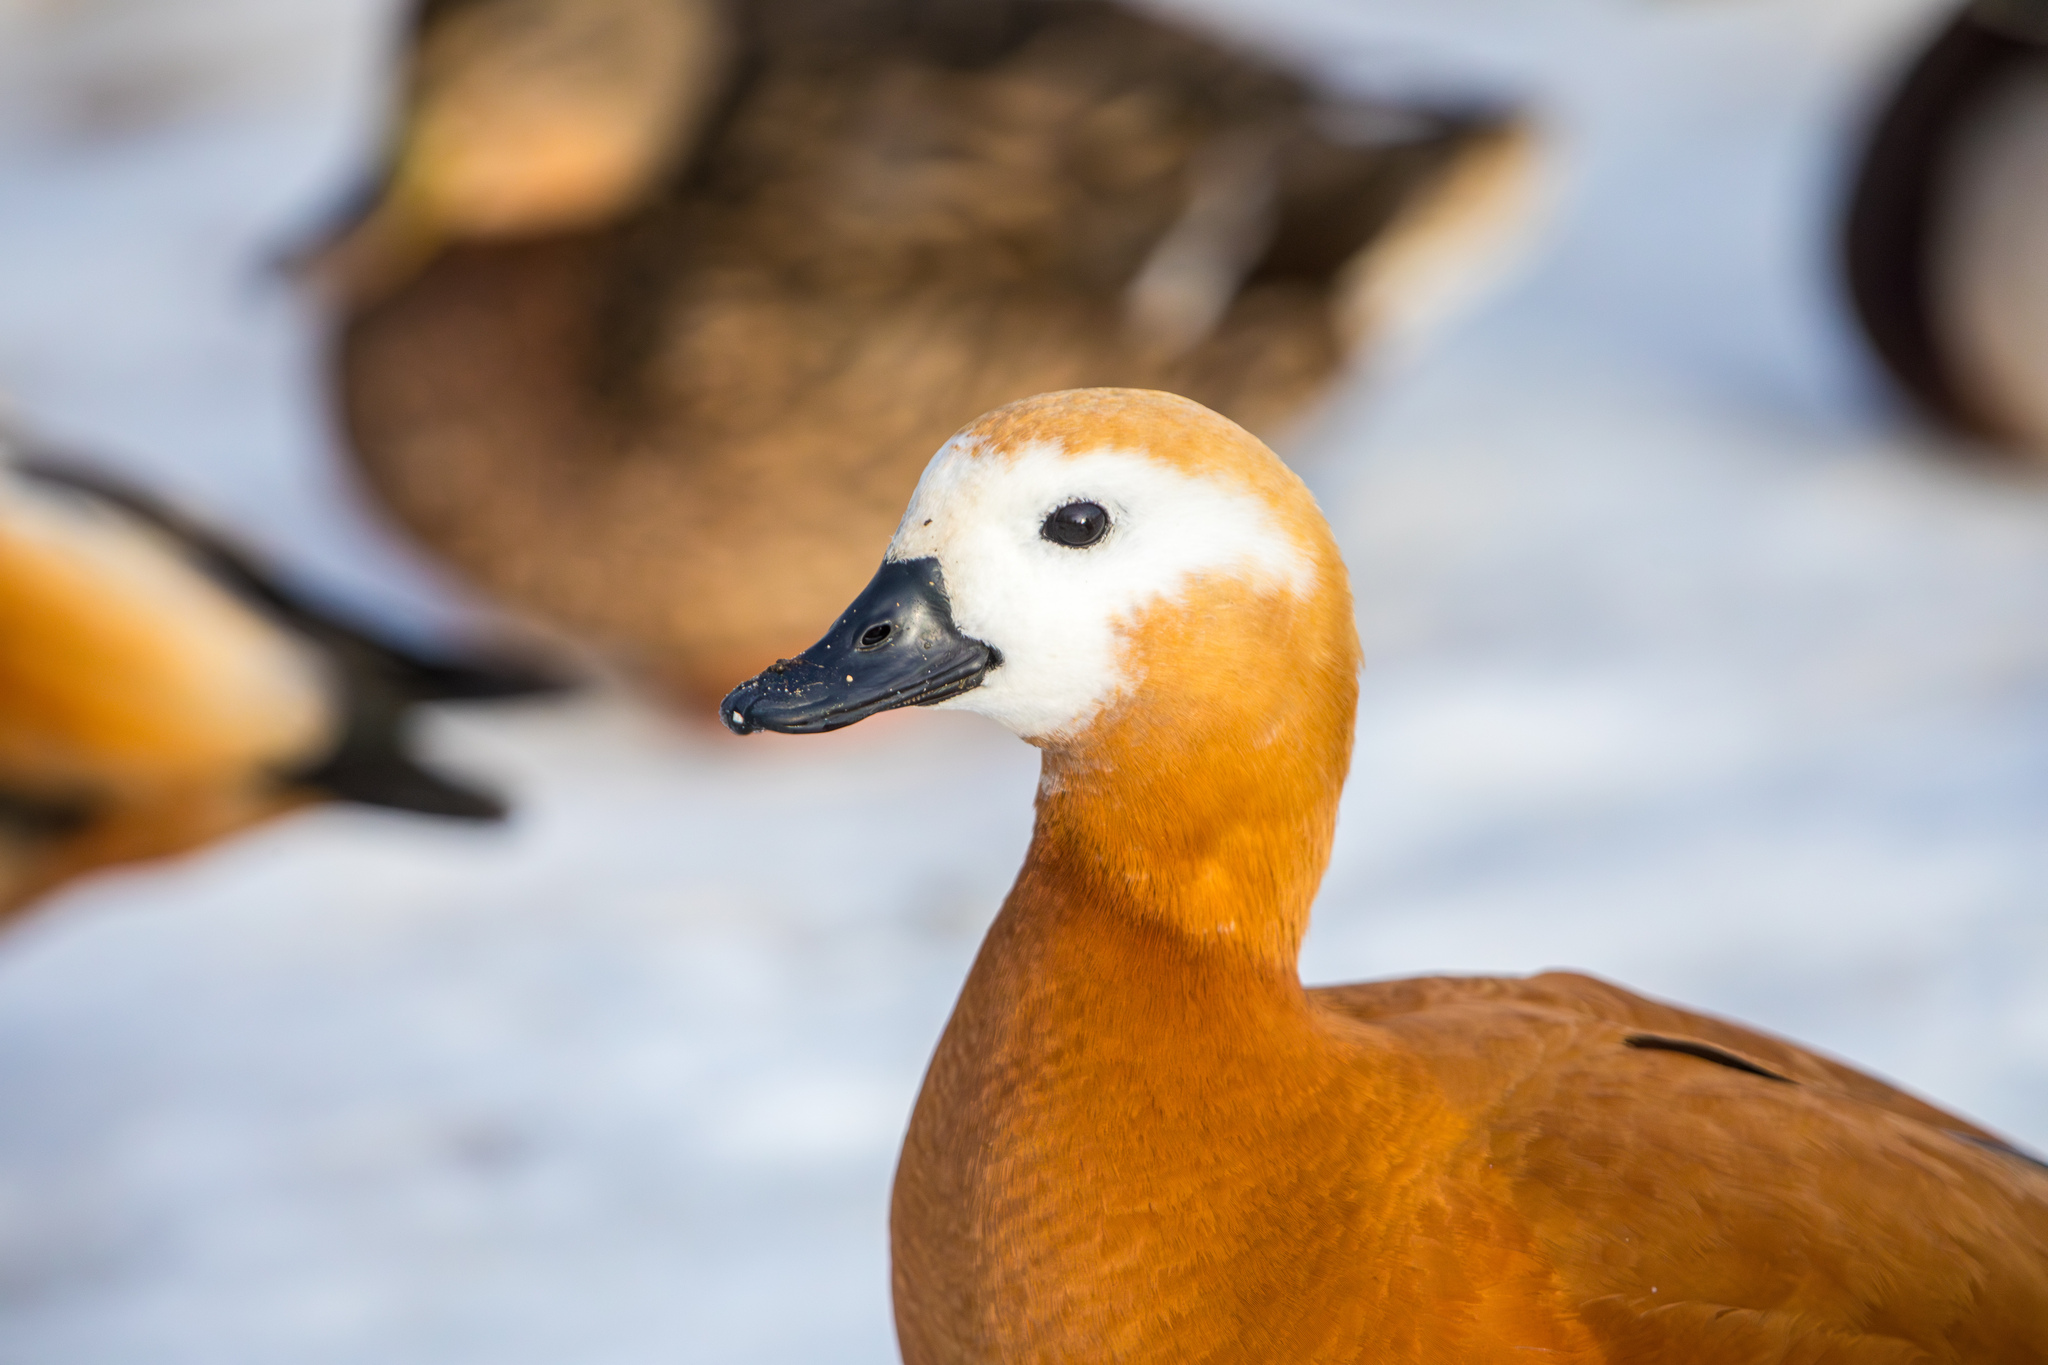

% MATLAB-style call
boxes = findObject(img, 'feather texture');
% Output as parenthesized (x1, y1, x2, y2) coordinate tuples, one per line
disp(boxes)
(785, 391, 2048, 1363)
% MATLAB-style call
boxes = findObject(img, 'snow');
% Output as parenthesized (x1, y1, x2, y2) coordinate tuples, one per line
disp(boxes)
(0, 0, 2044, 1360)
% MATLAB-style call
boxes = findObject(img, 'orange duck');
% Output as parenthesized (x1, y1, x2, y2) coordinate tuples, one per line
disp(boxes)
(721, 388, 2048, 1363)
(0, 434, 556, 918)
(313, 0, 1536, 706)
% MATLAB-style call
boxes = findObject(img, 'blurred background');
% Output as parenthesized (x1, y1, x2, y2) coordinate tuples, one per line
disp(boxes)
(1, 0, 2045, 1360)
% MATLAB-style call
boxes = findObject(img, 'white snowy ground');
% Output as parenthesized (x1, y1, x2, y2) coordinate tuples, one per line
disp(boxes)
(1, 0, 2045, 1361)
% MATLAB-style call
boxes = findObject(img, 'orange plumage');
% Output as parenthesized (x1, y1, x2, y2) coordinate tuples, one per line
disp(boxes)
(726, 390, 2048, 1362)
(0, 445, 550, 917)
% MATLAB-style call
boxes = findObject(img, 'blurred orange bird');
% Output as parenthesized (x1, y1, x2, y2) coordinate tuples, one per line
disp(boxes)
(722, 389, 2048, 1362)
(0, 437, 557, 918)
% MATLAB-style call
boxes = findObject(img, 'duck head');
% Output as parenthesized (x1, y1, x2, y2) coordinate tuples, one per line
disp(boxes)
(722, 389, 1360, 962)
(301, 0, 730, 303)
(721, 387, 1356, 743)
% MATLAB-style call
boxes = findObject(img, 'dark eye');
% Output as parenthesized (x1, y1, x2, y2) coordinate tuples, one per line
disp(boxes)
(1041, 500, 1110, 548)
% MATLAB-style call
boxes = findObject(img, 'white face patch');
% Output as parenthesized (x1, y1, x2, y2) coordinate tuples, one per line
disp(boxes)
(886, 436, 1315, 741)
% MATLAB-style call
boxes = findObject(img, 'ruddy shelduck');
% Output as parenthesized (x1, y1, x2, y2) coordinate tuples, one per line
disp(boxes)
(314, 0, 1537, 705)
(0, 439, 557, 918)
(722, 389, 2048, 1363)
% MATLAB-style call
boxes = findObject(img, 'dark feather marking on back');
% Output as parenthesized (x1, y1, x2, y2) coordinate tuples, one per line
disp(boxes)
(1623, 1034, 1795, 1084)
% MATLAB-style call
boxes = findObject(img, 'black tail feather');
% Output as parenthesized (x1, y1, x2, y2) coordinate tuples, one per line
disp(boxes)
(287, 652, 510, 822)
(295, 747, 507, 821)
(288, 701, 508, 821)
(358, 644, 576, 703)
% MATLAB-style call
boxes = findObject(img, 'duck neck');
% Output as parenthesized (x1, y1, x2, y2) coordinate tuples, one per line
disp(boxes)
(892, 670, 1374, 1364)
(1016, 674, 1354, 975)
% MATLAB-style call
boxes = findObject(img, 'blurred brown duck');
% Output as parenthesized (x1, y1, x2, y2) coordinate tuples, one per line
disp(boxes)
(0, 434, 559, 919)
(1845, 0, 2048, 463)
(314, 0, 1537, 704)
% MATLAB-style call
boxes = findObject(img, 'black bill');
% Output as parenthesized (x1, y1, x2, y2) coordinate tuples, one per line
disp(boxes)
(720, 558, 997, 735)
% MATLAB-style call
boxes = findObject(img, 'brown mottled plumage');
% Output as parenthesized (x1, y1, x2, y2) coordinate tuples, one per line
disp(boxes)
(729, 390, 2048, 1363)
(322, 0, 1536, 704)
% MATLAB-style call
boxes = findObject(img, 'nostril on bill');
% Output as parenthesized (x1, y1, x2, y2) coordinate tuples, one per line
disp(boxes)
(857, 623, 894, 650)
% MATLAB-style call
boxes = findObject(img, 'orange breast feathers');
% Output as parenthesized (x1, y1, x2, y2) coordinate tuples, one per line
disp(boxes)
(0, 476, 333, 799)
(715, 388, 2048, 1364)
